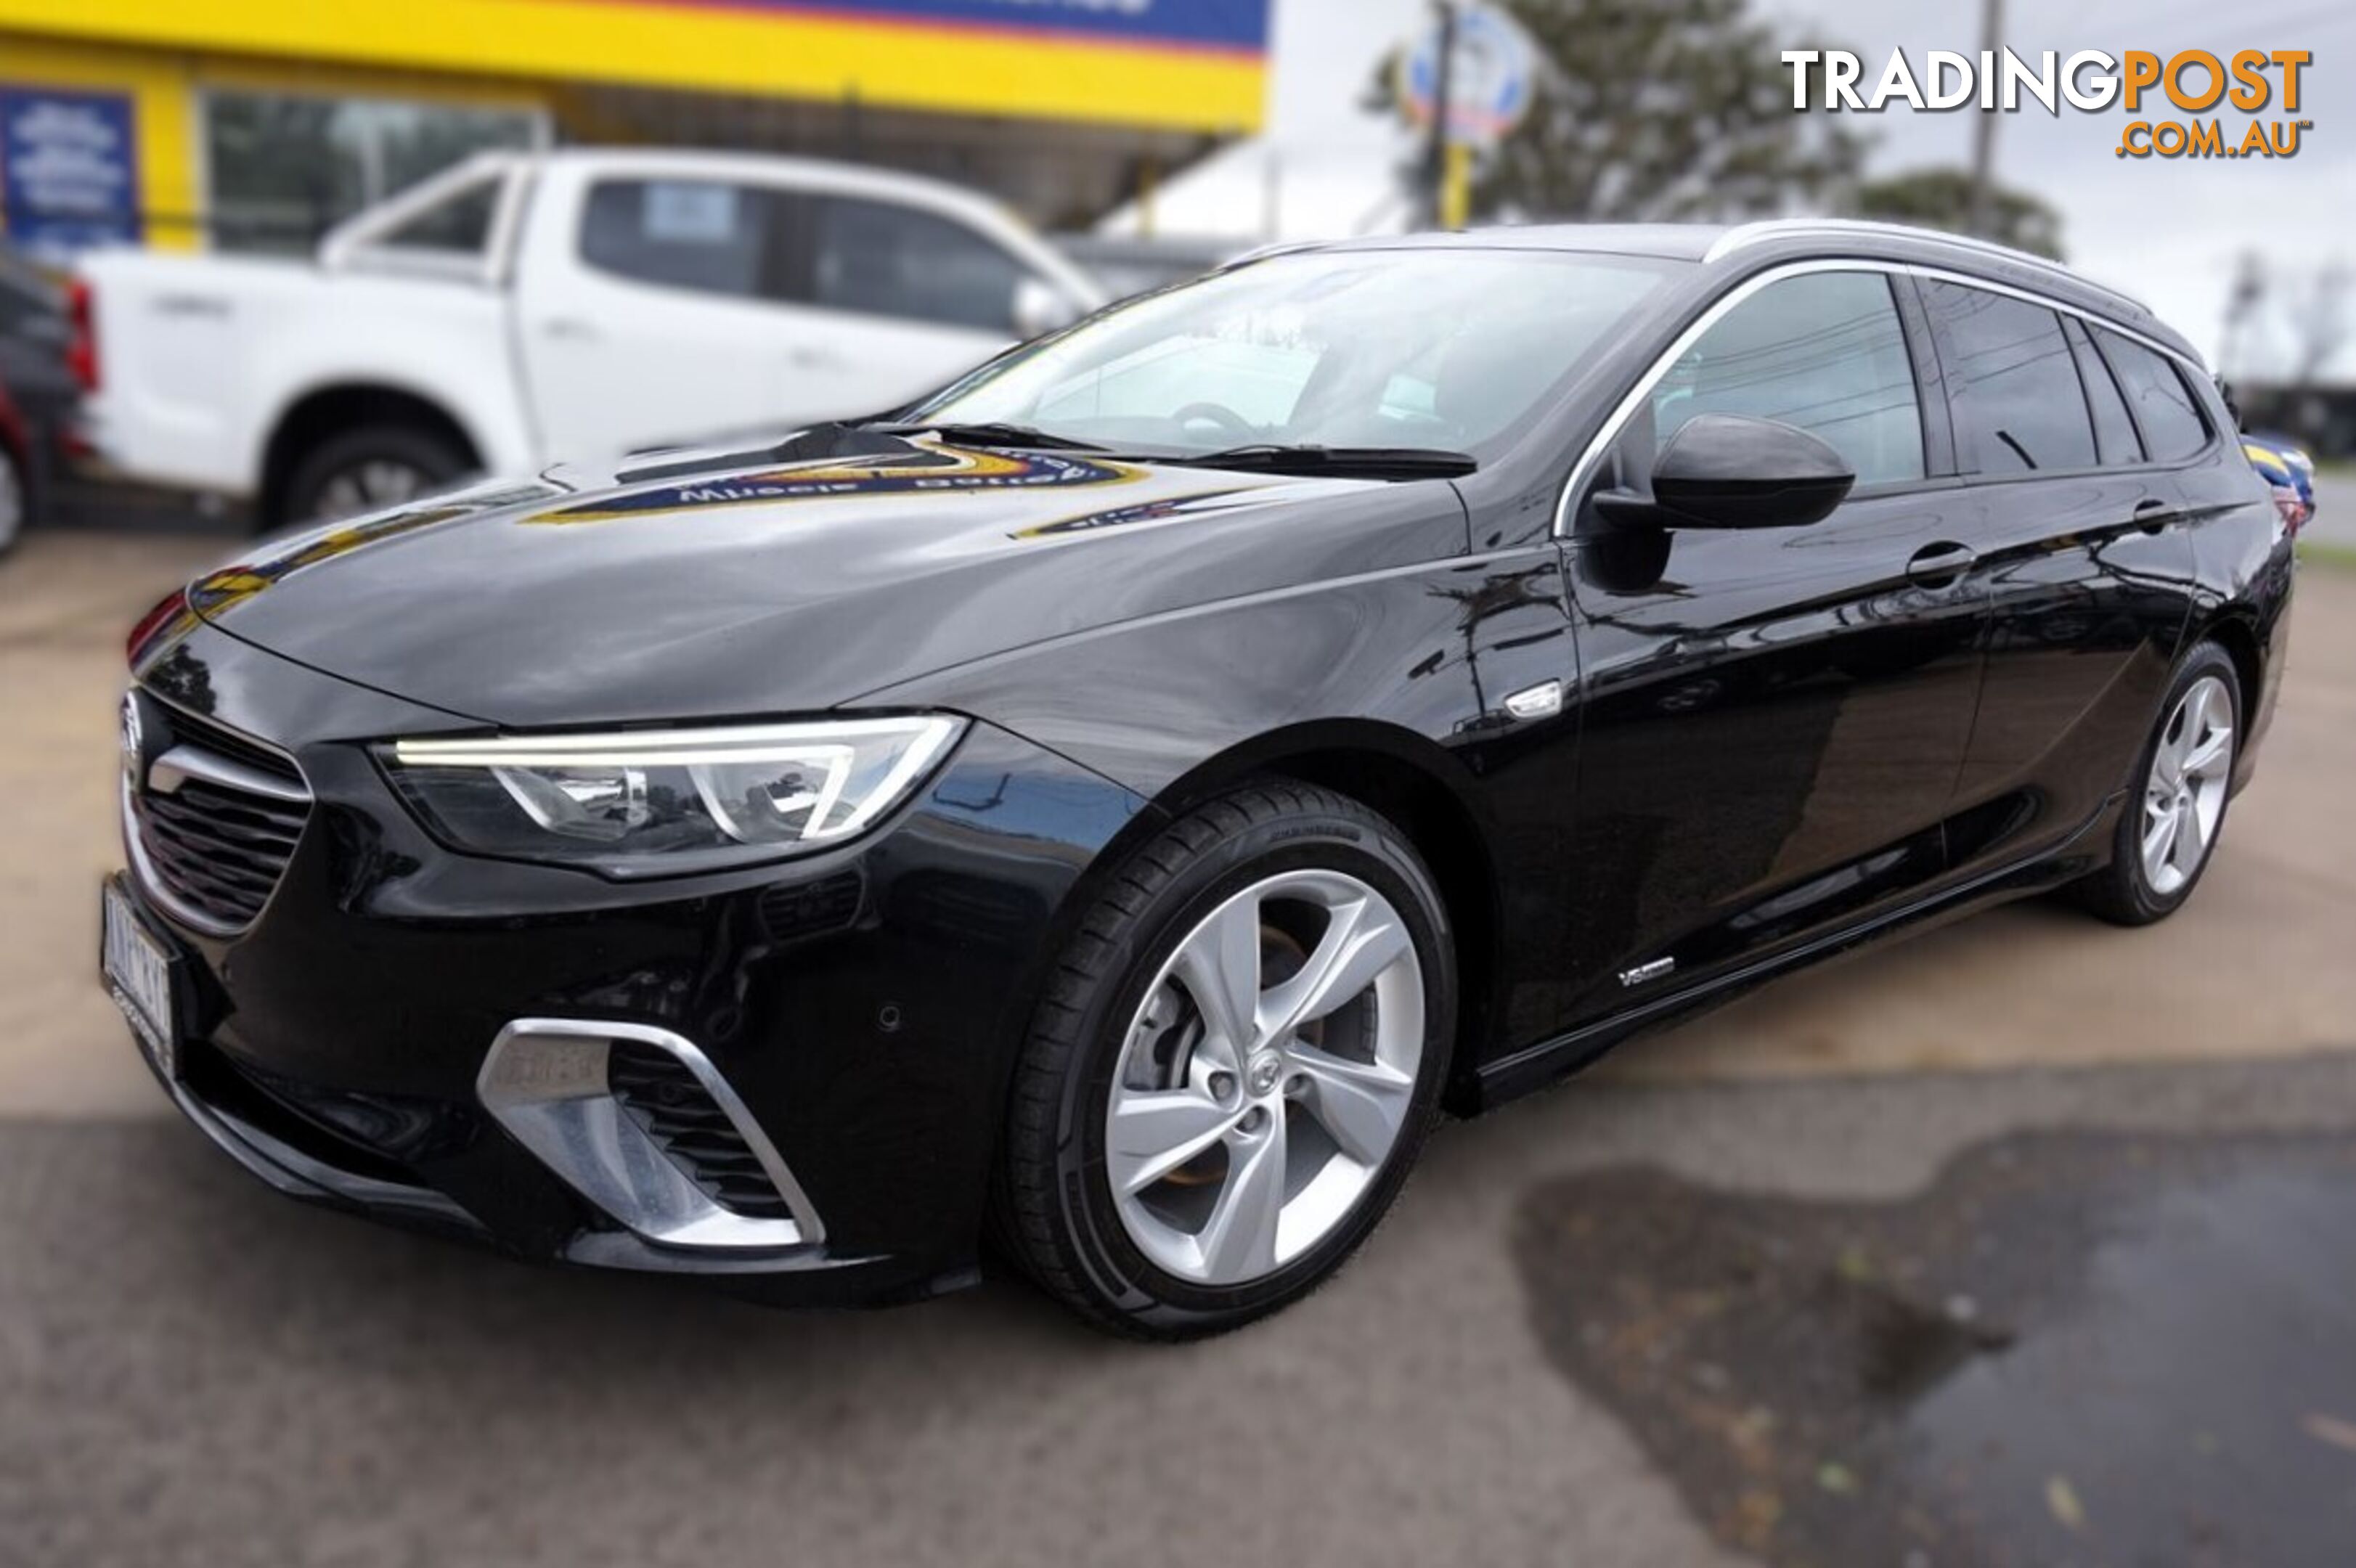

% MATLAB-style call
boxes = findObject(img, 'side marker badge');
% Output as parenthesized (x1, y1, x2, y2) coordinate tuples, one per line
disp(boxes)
(1503, 679, 1564, 721)
(1618, 957, 1676, 987)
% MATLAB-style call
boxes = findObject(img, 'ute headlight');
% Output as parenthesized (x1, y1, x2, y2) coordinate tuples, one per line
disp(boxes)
(383, 716, 965, 876)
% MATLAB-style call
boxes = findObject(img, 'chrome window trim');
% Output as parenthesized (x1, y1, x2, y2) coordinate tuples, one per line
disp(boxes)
(1549, 257, 2207, 540)
(478, 1018, 826, 1251)
(1904, 261, 2201, 370)
(1703, 219, 2151, 317)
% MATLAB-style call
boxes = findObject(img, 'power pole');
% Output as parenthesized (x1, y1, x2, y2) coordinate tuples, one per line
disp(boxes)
(1423, 0, 1457, 229)
(1966, 0, 2003, 237)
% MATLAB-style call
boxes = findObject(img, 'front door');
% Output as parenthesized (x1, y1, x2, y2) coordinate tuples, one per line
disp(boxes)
(1552, 266, 1986, 1028)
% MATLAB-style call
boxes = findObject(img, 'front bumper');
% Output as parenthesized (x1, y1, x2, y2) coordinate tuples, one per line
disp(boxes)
(113, 618, 1151, 1304)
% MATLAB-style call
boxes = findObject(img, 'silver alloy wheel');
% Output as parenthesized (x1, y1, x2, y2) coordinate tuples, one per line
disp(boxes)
(0, 448, 23, 552)
(314, 459, 426, 522)
(2141, 674, 2235, 897)
(1104, 868, 1424, 1287)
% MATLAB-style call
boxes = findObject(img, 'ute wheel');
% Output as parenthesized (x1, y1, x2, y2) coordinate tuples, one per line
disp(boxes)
(2072, 641, 2241, 926)
(994, 782, 1455, 1340)
(280, 425, 468, 526)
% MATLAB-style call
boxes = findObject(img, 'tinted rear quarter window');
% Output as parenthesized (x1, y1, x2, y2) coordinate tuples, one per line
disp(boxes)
(1921, 280, 2096, 475)
(2095, 327, 2210, 462)
(2065, 317, 2143, 465)
(581, 179, 768, 298)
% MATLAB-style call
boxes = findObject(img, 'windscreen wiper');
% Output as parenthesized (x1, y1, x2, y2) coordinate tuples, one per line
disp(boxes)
(860, 420, 1111, 452)
(1161, 444, 1479, 480)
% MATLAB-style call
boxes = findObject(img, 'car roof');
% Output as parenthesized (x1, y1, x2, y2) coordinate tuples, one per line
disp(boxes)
(1260, 219, 2199, 364)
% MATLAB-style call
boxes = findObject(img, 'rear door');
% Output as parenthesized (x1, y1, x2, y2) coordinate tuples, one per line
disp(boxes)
(1554, 265, 1986, 1026)
(1921, 279, 2198, 873)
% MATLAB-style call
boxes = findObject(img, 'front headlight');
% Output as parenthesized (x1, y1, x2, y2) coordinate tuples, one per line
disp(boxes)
(381, 716, 965, 876)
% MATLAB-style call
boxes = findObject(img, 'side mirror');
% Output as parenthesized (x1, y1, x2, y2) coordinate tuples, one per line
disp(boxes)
(1599, 413, 1855, 531)
(1012, 277, 1080, 340)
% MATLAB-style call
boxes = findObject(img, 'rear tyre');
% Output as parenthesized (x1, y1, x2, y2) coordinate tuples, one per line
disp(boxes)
(995, 783, 1455, 1339)
(2071, 641, 2241, 926)
(280, 425, 468, 526)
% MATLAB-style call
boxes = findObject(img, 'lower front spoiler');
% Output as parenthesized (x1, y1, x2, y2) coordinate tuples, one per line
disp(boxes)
(139, 1036, 974, 1309)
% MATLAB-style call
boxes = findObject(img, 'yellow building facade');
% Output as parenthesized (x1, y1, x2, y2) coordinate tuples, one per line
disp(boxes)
(0, 0, 1268, 254)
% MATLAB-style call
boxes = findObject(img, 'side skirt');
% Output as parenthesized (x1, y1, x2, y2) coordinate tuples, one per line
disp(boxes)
(1463, 792, 2122, 1111)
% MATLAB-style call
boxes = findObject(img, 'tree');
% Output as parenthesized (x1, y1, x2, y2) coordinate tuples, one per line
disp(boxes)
(1852, 167, 2066, 260)
(1371, 0, 1870, 224)
(2286, 261, 2351, 396)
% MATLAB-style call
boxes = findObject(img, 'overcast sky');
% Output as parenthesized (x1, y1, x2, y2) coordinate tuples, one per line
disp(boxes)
(1110, 0, 2355, 373)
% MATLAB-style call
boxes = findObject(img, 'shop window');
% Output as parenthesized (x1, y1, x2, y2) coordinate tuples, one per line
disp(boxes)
(377, 177, 502, 257)
(204, 91, 539, 254)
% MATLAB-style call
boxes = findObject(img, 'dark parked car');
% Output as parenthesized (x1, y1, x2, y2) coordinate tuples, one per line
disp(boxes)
(0, 246, 78, 551)
(101, 221, 2292, 1337)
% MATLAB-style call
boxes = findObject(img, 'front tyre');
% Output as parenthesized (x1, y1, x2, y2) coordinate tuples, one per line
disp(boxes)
(2072, 640, 2241, 926)
(995, 783, 1455, 1339)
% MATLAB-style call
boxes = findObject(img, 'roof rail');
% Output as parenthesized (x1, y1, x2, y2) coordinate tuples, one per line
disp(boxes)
(1218, 237, 1329, 271)
(1703, 218, 2148, 315)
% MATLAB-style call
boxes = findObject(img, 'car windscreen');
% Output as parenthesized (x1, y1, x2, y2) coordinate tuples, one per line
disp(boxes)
(905, 248, 1683, 462)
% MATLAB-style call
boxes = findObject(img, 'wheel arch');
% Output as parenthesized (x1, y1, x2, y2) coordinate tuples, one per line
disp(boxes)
(258, 381, 484, 526)
(1131, 719, 1507, 1114)
(2193, 608, 2264, 719)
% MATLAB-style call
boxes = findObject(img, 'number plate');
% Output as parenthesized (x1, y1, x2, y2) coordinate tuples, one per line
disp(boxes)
(102, 879, 179, 1079)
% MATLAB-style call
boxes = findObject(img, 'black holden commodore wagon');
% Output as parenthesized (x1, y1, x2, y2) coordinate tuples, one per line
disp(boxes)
(102, 219, 2292, 1337)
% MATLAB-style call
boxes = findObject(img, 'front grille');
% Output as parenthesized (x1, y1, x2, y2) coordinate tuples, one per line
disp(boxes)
(129, 703, 310, 932)
(606, 1040, 796, 1221)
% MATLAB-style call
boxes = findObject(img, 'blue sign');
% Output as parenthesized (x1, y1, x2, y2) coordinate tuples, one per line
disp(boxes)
(693, 1, 1270, 52)
(0, 87, 141, 260)
(1400, 5, 1534, 147)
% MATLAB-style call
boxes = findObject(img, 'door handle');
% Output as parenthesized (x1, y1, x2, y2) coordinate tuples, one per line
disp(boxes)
(1905, 540, 1978, 587)
(541, 317, 599, 342)
(2132, 497, 2179, 534)
(788, 346, 847, 370)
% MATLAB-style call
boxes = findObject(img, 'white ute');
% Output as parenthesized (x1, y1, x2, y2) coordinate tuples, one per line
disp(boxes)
(73, 148, 1103, 524)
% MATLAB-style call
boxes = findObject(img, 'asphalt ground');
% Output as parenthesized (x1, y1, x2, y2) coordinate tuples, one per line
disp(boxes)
(2, 529, 2353, 1566)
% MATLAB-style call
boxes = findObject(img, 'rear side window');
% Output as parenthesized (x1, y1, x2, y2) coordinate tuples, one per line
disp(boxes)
(809, 197, 1027, 334)
(581, 179, 769, 298)
(2066, 318, 2143, 466)
(2095, 328, 2210, 462)
(1650, 271, 1925, 485)
(1920, 280, 2096, 475)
